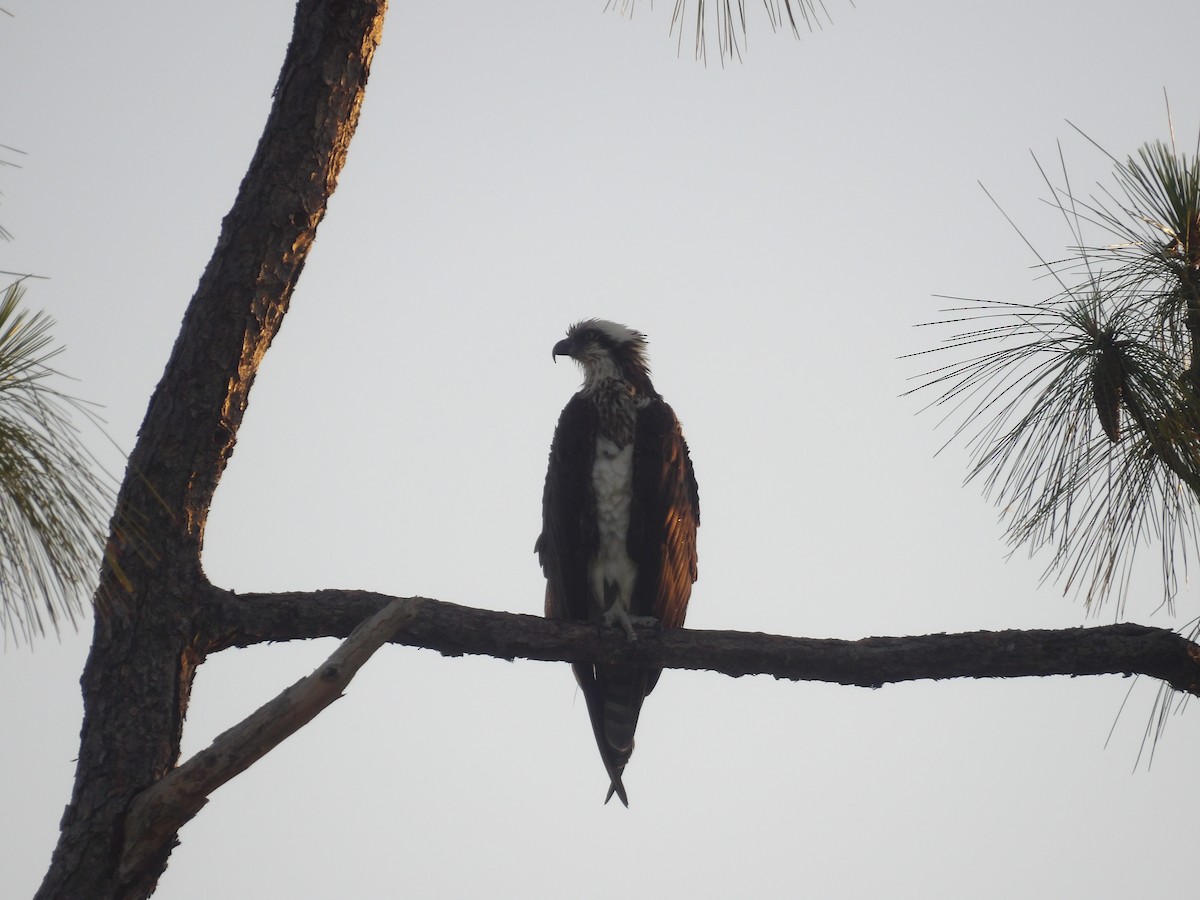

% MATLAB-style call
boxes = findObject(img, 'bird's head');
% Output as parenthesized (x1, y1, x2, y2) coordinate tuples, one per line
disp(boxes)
(553, 319, 656, 396)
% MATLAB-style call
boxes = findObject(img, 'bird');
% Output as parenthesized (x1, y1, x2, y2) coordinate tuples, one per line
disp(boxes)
(535, 319, 699, 806)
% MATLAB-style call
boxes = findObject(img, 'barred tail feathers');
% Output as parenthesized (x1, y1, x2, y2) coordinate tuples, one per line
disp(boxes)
(599, 664, 659, 806)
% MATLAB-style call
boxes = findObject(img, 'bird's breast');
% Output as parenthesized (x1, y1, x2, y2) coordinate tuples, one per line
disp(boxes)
(592, 437, 634, 537)
(589, 436, 636, 613)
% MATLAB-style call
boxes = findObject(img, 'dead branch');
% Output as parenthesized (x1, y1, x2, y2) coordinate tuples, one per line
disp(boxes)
(203, 589, 1200, 696)
(117, 597, 419, 882)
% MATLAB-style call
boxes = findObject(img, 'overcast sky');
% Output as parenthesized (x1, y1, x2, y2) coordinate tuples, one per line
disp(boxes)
(3, 1, 1200, 897)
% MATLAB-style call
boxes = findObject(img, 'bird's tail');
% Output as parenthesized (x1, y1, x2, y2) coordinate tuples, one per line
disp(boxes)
(600, 669, 642, 764)
(575, 663, 661, 807)
(599, 669, 639, 807)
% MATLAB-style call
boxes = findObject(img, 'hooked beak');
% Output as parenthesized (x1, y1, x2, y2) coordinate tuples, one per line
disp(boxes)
(551, 337, 573, 362)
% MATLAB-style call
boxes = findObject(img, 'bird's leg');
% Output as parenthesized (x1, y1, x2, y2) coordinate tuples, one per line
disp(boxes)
(601, 603, 639, 642)
(599, 577, 658, 642)
(601, 604, 658, 643)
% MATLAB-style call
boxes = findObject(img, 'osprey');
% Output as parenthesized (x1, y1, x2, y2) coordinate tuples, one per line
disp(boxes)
(536, 319, 699, 806)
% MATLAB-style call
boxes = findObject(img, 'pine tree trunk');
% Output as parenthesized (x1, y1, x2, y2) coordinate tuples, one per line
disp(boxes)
(34, 2, 387, 896)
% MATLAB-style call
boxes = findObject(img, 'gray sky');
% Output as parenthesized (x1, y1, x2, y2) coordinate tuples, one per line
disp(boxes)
(3, 1, 1199, 897)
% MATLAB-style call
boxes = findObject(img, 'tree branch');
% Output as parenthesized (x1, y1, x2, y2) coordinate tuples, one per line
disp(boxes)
(118, 596, 419, 883)
(203, 589, 1200, 697)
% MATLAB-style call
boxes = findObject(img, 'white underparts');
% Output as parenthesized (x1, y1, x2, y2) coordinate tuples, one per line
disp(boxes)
(590, 436, 637, 632)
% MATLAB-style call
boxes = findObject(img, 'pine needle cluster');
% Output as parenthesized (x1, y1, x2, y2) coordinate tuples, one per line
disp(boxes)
(911, 126, 1200, 617)
(0, 282, 115, 644)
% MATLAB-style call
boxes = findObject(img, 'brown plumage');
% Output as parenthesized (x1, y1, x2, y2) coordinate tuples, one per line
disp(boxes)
(535, 320, 699, 806)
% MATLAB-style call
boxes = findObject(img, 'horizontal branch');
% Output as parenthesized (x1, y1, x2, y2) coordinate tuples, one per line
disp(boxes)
(203, 589, 1200, 696)
(118, 597, 419, 882)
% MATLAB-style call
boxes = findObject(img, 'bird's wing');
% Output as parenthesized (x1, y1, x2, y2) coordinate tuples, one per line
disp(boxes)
(629, 399, 700, 630)
(536, 395, 634, 804)
(536, 394, 598, 623)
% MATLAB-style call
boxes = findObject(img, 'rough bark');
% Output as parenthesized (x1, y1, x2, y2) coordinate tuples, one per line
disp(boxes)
(35, 2, 387, 898)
